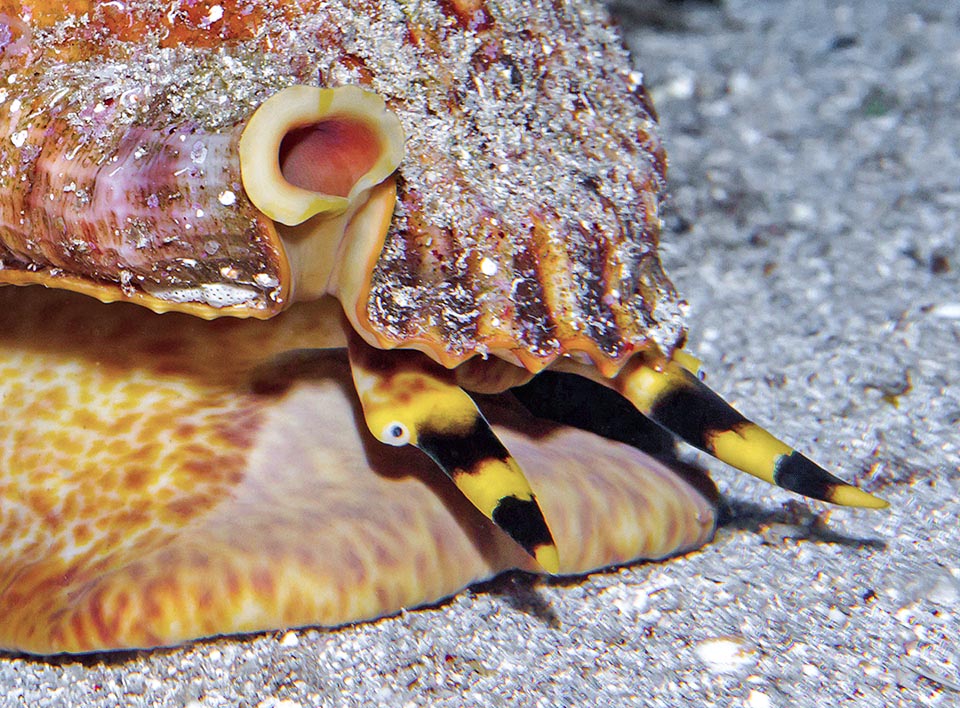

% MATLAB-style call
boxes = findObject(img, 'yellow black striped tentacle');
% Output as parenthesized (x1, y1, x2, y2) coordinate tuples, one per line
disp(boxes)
(610, 355, 888, 509)
(415, 417, 559, 573)
(511, 370, 677, 458)
(347, 337, 560, 573)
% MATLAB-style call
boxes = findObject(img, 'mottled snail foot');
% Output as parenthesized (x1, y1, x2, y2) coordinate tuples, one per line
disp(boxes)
(562, 353, 887, 509)
(0, 286, 717, 653)
(347, 335, 560, 574)
(240, 84, 404, 303)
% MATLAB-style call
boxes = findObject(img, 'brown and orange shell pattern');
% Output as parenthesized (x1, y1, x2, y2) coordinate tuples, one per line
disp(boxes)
(0, 0, 683, 376)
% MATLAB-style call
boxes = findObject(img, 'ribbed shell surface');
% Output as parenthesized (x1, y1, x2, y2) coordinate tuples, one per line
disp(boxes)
(364, 2, 682, 372)
(0, 0, 685, 372)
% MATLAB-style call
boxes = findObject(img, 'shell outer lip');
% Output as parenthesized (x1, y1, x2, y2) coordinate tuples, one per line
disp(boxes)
(239, 84, 405, 227)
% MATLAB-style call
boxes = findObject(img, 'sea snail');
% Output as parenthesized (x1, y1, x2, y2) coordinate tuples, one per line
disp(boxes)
(0, 1, 886, 578)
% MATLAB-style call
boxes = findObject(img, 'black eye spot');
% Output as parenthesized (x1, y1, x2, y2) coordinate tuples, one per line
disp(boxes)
(380, 422, 410, 447)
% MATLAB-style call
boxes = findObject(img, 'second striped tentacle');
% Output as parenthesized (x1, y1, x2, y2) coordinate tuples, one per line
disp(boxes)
(560, 353, 887, 509)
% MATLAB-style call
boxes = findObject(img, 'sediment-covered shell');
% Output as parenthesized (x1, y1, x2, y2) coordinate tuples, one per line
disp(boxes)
(0, 0, 888, 655)
(0, 0, 684, 374)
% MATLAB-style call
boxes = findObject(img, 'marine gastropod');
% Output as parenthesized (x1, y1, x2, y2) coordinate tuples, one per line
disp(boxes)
(0, 0, 885, 652)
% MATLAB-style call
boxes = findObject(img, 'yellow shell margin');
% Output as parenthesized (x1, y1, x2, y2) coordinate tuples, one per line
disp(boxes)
(239, 85, 405, 227)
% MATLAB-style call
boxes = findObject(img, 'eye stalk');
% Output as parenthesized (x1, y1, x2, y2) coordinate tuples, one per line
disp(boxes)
(238, 85, 405, 304)
(348, 338, 560, 574)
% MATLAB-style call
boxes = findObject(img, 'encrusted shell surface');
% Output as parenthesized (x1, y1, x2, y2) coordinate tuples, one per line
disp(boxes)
(0, 0, 685, 374)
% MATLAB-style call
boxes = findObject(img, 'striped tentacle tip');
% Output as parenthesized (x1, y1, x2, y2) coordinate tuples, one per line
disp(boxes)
(773, 450, 889, 509)
(619, 359, 886, 508)
(419, 427, 560, 573)
(710, 423, 888, 508)
(490, 493, 560, 575)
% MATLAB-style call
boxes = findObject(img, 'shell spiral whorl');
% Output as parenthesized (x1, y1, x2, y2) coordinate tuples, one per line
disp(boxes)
(0, 30, 404, 318)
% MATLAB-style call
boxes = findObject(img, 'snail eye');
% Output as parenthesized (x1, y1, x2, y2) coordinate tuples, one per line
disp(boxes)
(381, 422, 410, 447)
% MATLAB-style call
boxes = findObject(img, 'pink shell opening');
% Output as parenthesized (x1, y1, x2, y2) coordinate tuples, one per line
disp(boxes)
(279, 119, 383, 199)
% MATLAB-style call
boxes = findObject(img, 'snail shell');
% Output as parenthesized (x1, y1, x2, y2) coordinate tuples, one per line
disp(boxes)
(0, 0, 888, 653)
(0, 0, 685, 375)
